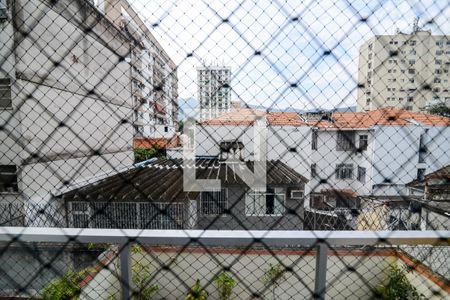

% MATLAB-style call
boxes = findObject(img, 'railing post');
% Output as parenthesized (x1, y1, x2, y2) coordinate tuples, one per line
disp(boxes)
(314, 242, 328, 300)
(120, 243, 132, 300)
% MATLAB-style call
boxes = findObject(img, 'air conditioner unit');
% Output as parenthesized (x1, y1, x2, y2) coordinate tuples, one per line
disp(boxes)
(0, 7, 7, 21)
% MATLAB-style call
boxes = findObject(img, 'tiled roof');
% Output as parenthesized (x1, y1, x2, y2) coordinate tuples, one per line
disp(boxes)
(202, 107, 450, 128)
(59, 158, 307, 202)
(313, 108, 450, 129)
(134, 136, 180, 149)
(201, 109, 306, 126)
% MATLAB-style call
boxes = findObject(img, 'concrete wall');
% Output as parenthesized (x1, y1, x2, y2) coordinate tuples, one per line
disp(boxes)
(126, 248, 392, 300)
(0, 0, 135, 208)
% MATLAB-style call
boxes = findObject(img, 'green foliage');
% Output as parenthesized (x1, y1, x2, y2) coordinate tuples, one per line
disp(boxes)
(214, 272, 236, 300)
(185, 279, 208, 300)
(375, 265, 423, 300)
(39, 268, 94, 299)
(427, 103, 450, 117)
(133, 146, 164, 163)
(131, 244, 143, 254)
(132, 261, 159, 300)
(261, 263, 286, 300)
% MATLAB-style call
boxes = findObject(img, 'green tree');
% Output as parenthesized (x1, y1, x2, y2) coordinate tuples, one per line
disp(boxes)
(427, 103, 450, 117)
(133, 146, 164, 163)
(131, 261, 159, 300)
(214, 272, 236, 300)
(39, 268, 94, 299)
(375, 265, 423, 300)
(261, 263, 286, 300)
(185, 279, 208, 300)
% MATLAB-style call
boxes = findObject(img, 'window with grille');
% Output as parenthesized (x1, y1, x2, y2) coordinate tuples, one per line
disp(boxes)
(336, 131, 355, 151)
(0, 165, 18, 193)
(336, 164, 353, 180)
(245, 187, 285, 216)
(69, 202, 90, 228)
(311, 130, 318, 150)
(200, 189, 227, 215)
(0, 78, 11, 108)
(357, 166, 366, 183)
(359, 135, 368, 151)
(311, 163, 317, 178)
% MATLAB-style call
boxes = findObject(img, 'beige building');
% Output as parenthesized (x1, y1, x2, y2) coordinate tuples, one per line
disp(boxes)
(357, 29, 450, 112)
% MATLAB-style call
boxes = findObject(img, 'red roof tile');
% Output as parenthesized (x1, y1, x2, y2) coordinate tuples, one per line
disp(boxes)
(201, 108, 306, 126)
(134, 136, 180, 149)
(314, 108, 450, 129)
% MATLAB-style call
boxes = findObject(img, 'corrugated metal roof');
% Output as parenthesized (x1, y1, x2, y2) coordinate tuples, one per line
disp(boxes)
(59, 158, 307, 202)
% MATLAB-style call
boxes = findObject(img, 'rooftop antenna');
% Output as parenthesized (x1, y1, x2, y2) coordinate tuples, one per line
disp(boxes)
(413, 17, 420, 33)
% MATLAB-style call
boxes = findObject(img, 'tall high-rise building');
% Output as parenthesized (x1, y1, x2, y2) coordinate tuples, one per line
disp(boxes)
(357, 27, 450, 112)
(198, 66, 231, 120)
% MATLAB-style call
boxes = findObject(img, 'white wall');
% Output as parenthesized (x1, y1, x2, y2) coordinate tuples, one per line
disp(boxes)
(0, 0, 135, 208)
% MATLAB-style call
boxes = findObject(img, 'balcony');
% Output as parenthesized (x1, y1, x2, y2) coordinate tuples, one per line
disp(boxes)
(0, 228, 448, 299)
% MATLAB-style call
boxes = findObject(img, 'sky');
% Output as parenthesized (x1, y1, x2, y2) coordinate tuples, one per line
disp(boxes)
(119, 0, 450, 112)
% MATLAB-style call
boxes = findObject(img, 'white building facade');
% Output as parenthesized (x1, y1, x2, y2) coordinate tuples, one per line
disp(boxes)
(198, 66, 231, 121)
(192, 108, 450, 209)
(100, 0, 179, 139)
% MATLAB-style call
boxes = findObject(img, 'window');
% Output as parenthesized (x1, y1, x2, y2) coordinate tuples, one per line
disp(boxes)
(409, 40, 416, 46)
(0, 78, 12, 108)
(436, 50, 443, 55)
(336, 131, 355, 151)
(245, 187, 285, 216)
(164, 126, 168, 133)
(290, 189, 304, 199)
(336, 164, 353, 180)
(408, 69, 415, 74)
(418, 134, 427, 163)
(436, 60, 442, 65)
(359, 135, 368, 151)
(311, 163, 317, 178)
(200, 189, 227, 215)
(417, 168, 426, 181)
(357, 166, 366, 183)
(436, 69, 442, 75)
(311, 130, 318, 150)
(69, 202, 90, 228)
(0, 165, 18, 192)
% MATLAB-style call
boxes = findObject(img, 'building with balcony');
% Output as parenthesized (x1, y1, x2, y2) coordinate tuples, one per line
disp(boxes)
(98, 0, 179, 139)
(0, 0, 135, 225)
(357, 27, 450, 112)
(198, 66, 231, 121)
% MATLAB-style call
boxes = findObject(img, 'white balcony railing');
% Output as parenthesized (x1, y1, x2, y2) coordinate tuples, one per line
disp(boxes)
(0, 227, 448, 300)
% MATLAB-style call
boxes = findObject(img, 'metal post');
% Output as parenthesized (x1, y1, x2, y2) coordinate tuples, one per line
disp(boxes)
(314, 242, 328, 300)
(120, 243, 132, 300)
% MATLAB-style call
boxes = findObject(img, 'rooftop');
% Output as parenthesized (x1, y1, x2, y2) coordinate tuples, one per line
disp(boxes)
(59, 158, 307, 202)
(201, 107, 450, 128)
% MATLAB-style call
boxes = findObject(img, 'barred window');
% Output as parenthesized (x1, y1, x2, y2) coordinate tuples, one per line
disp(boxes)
(336, 164, 353, 180)
(69, 202, 90, 228)
(311, 130, 318, 150)
(245, 188, 285, 216)
(311, 163, 317, 178)
(359, 135, 368, 151)
(0, 78, 12, 108)
(357, 166, 366, 183)
(336, 131, 355, 151)
(200, 189, 227, 215)
(0, 165, 18, 193)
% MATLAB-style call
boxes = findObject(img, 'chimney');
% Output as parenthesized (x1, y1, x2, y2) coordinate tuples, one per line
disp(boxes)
(231, 101, 241, 111)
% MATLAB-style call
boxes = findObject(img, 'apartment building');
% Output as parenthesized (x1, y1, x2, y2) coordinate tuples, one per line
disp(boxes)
(98, 0, 179, 139)
(0, 0, 135, 224)
(357, 29, 450, 112)
(198, 66, 231, 120)
(193, 107, 450, 208)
